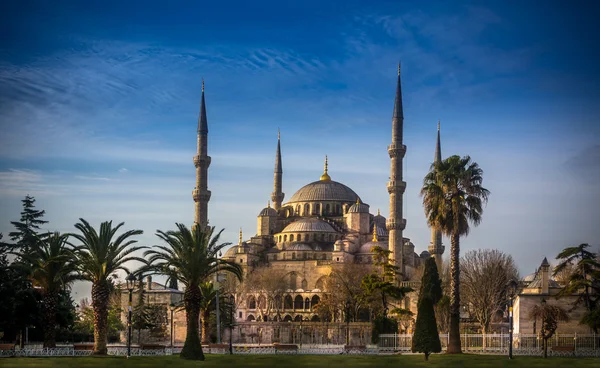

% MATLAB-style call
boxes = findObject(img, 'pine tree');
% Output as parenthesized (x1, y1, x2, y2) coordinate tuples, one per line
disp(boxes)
(412, 257, 442, 360)
(9, 195, 48, 252)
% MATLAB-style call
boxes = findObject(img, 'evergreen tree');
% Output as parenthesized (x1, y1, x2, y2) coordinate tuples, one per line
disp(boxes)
(9, 195, 48, 252)
(412, 257, 442, 360)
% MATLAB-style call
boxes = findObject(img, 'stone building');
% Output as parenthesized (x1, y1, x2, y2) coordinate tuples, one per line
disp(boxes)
(513, 257, 593, 334)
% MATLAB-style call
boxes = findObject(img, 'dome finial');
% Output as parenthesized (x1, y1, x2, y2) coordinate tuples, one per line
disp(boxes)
(238, 227, 243, 245)
(372, 224, 378, 242)
(377, 208, 381, 216)
(320, 155, 331, 181)
(202, 78, 205, 92)
(267, 200, 271, 208)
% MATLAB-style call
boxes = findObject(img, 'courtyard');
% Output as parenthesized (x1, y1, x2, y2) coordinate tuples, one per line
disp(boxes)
(1, 355, 599, 368)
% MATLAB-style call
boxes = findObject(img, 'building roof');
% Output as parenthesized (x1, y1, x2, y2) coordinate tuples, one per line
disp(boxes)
(358, 240, 388, 254)
(286, 243, 313, 251)
(348, 202, 370, 213)
(281, 218, 336, 233)
(258, 206, 277, 217)
(287, 180, 359, 203)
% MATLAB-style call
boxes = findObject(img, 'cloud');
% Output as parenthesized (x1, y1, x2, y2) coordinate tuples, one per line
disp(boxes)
(118, 168, 128, 173)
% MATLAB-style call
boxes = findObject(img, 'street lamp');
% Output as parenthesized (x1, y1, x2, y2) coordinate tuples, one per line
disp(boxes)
(169, 303, 176, 349)
(345, 300, 351, 346)
(215, 250, 222, 344)
(126, 273, 137, 358)
(229, 294, 235, 355)
(507, 279, 518, 360)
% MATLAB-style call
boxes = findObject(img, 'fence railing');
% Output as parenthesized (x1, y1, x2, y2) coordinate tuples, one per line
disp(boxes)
(378, 333, 600, 357)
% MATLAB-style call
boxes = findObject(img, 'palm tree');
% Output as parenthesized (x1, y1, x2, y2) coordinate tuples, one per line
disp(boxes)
(420, 155, 490, 354)
(553, 243, 600, 332)
(12, 232, 80, 348)
(199, 281, 217, 344)
(69, 219, 145, 355)
(144, 224, 242, 360)
(529, 299, 569, 358)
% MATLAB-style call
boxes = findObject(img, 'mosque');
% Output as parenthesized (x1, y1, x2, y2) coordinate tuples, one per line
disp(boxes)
(192, 65, 445, 323)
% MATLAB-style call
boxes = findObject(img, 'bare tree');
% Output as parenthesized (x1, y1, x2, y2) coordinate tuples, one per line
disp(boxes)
(241, 266, 288, 321)
(326, 263, 373, 321)
(461, 249, 519, 341)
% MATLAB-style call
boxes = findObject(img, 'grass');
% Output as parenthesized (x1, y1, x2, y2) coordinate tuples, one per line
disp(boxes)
(1, 354, 599, 368)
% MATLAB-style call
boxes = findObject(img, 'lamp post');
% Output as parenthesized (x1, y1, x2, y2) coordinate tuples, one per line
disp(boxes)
(126, 273, 137, 358)
(169, 303, 176, 349)
(508, 279, 518, 360)
(345, 300, 351, 346)
(229, 294, 235, 355)
(215, 251, 222, 344)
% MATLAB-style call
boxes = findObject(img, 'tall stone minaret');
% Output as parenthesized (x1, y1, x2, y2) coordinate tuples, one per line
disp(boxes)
(193, 80, 211, 230)
(428, 121, 445, 271)
(386, 63, 407, 279)
(270, 130, 284, 211)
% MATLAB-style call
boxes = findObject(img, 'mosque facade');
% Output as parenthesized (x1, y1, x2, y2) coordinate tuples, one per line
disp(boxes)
(193, 66, 445, 324)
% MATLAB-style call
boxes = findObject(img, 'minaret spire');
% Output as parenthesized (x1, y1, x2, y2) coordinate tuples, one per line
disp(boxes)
(429, 121, 444, 271)
(193, 79, 212, 229)
(386, 62, 407, 278)
(271, 129, 284, 210)
(320, 155, 331, 181)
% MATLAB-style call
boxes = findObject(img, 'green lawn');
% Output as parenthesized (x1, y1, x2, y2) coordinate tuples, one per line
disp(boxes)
(1, 355, 598, 368)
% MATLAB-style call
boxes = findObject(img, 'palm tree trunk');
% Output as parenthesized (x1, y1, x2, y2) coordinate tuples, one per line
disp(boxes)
(201, 309, 210, 344)
(42, 292, 58, 348)
(447, 232, 462, 354)
(91, 281, 110, 355)
(181, 284, 205, 360)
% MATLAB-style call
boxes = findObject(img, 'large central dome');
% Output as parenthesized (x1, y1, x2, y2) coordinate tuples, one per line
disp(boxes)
(288, 180, 360, 203)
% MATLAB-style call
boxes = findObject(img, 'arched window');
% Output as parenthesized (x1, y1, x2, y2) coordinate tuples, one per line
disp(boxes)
(294, 315, 303, 322)
(329, 234, 333, 241)
(294, 296, 303, 310)
(315, 203, 320, 214)
(304, 203, 310, 216)
(290, 234, 294, 241)
(283, 314, 293, 322)
(325, 204, 330, 215)
(296, 205, 301, 215)
(315, 277, 325, 290)
(278, 235, 282, 242)
(289, 273, 297, 290)
(284, 295, 293, 309)
(304, 297, 310, 310)
(301, 279, 308, 290)
(248, 296, 256, 309)
(336, 204, 340, 214)
(321, 234, 325, 241)
(292, 253, 296, 260)
(311, 295, 320, 307)
(247, 315, 255, 322)
(298, 234, 302, 241)
(284, 235, 287, 242)
(311, 315, 321, 322)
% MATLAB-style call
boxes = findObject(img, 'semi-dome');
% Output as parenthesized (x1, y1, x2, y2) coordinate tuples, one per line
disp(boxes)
(281, 218, 336, 233)
(348, 201, 369, 213)
(358, 241, 388, 254)
(288, 180, 359, 203)
(286, 243, 313, 251)
(259, 206, 277, 217)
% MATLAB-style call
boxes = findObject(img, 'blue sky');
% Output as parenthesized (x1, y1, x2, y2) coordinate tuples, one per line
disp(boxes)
(1, 0, 599, 300)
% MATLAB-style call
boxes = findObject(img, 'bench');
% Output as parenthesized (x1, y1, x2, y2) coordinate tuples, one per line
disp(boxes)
(552, 346, 575, 354)
(0, 344, 16, 357)
(141, 344, 165, 351)
(73, 344, 94, 351)
(273, 343, 298, 353)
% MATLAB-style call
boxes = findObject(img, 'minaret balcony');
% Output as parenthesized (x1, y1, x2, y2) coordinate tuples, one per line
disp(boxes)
(386, 180, 406, 194)
(193, 155, 212, 168)
(385, 218, 406, 231)
(192, 189, 212, 202)
(387, 144, 406, 158)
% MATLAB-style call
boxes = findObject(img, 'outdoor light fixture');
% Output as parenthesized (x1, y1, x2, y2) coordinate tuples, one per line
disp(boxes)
(169, 302, 176, 349)
(507, 279, 518, 360)
(126, 273, 137, 358)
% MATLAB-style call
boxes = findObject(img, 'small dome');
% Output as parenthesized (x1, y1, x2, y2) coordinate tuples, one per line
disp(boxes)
(358, 241, 388, 254)
(259, 207, 278, 217)
(420, 250, 431, 258)
(287, 243, 312, 251)
(373, 210, 386, 226)
(224, 246, 238, 258)
(348, 202, 369, 213)
(282, 218, 336, 233)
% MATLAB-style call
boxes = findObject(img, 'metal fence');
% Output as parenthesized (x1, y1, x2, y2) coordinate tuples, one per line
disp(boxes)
(378, 333, 600, 357)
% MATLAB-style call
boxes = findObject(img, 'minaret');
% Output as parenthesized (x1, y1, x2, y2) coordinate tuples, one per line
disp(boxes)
(193, 79, 211, 230)
(271, 129, 284, 210)
(428, 121, 445, 271)
(386, 63, 407, 278)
